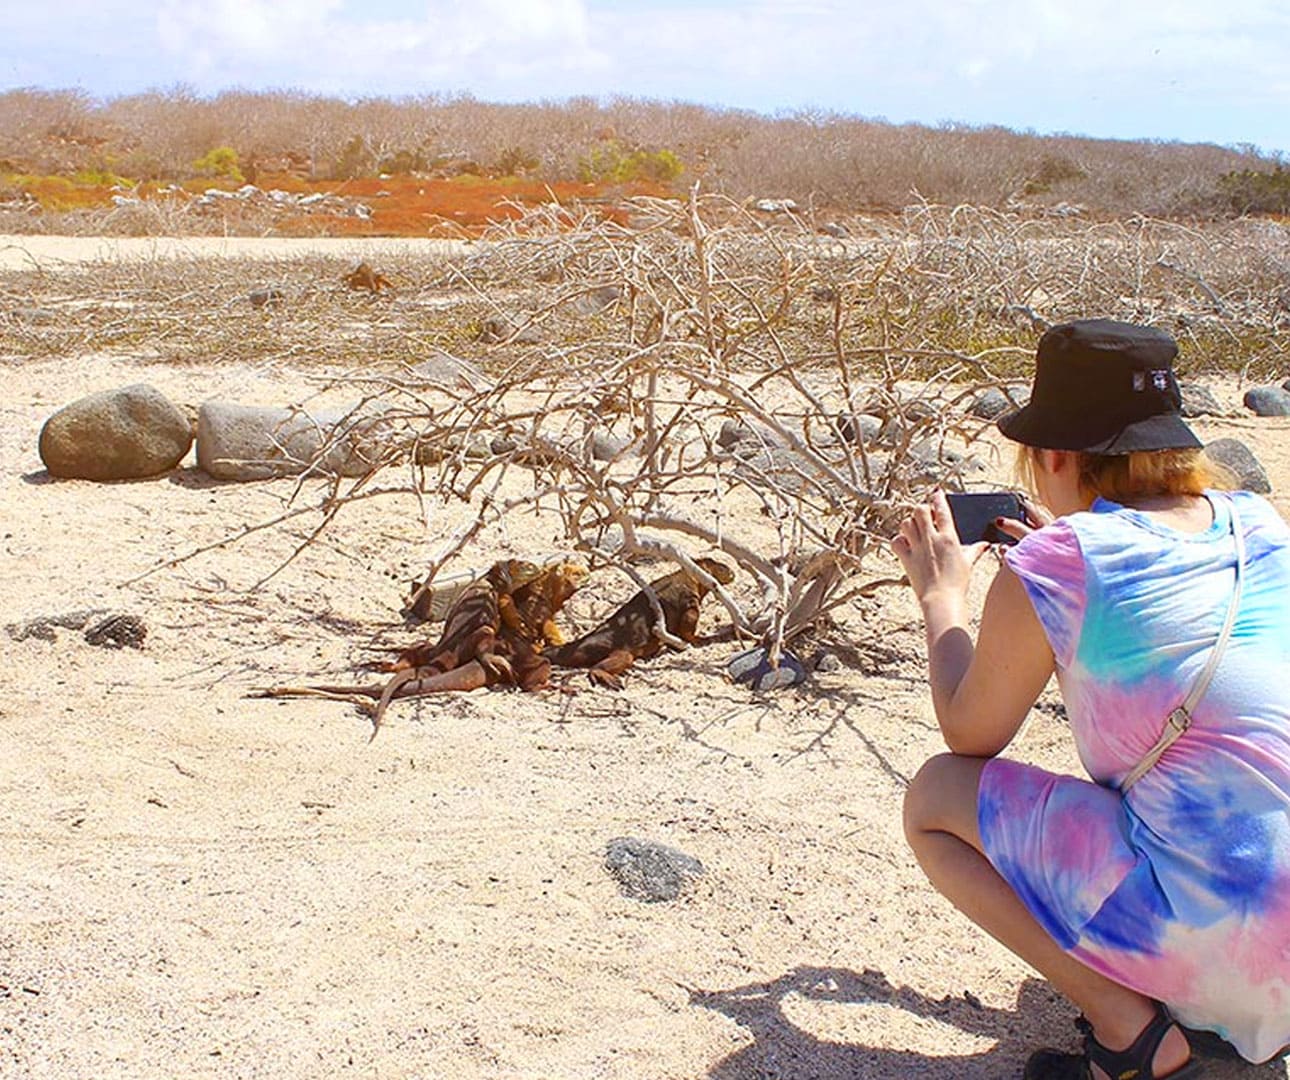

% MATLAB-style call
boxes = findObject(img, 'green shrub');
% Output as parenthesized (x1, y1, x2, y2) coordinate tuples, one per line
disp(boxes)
(72, 166, 130, 187)
(578, 141, 683, 184)
(1218, 166, 1290, 215)
(192, 146, 244, 184)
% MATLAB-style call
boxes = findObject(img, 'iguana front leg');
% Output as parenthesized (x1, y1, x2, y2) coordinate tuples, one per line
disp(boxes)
(584, 649, 638, 690)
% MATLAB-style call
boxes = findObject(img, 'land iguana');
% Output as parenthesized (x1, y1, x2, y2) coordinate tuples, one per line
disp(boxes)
(254, 560, 587, 738)
(543, 557, 735, 689)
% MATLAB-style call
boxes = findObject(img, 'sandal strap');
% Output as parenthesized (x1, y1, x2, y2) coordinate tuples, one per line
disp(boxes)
(1083, 1003, 1180, 1078)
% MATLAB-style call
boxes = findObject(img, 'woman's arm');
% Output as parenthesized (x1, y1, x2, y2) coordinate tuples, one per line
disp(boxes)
(895, 491, 1056, 757)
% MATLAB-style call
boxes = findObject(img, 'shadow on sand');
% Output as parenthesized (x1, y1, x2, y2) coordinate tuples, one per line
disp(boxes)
(690, 965, 1283, 1079)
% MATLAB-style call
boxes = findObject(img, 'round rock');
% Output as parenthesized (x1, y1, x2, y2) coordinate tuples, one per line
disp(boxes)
(604, 837, 705, 903)
(39, 383, 193, 480)
(968, 387, 1025, 421)
(1205, 438, 1271, 494)
(1243, 387, 1290, 417)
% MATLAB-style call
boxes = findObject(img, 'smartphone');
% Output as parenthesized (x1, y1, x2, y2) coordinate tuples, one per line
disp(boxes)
(946, 492, 1024, 546)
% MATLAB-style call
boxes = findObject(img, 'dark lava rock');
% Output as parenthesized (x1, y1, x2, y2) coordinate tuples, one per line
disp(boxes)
(84, 613, 147, 649)
(1243, 387, 1290, 417)
(1205, 438, 1271, 494)
(968, 387, 1027, 421)
(604, 837, 705, 903)
(39, 383, 193, 480)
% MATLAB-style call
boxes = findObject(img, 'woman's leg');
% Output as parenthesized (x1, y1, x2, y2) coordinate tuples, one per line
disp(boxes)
(902, 752, 1191, 1079)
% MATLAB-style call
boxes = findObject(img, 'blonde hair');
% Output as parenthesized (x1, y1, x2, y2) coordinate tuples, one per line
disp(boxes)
(1016, 446, 1235, 505)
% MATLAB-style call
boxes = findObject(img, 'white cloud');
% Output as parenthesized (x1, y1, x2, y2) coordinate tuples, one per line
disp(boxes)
(0, 0, 1286, 150)
(150, 0, 600, 93)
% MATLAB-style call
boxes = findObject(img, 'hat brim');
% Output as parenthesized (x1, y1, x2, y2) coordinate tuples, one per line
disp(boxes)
(997, 406, 1202, 455)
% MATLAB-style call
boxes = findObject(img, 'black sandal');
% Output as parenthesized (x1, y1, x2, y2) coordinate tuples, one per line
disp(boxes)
(1023, 1003, 1204, 1079)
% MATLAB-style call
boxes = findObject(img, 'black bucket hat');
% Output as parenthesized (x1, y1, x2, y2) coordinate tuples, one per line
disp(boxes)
(997, 318, 1202, 454)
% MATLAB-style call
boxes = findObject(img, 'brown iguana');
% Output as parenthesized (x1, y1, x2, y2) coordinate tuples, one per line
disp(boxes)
(254, 560, 587, 738)
(543, 557, 734, 689)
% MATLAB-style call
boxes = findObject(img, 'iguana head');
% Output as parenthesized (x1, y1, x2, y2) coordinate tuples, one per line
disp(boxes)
(694, 557, 735, 586)
(543, 561, 589, 607)
(487, 559, 544, 594)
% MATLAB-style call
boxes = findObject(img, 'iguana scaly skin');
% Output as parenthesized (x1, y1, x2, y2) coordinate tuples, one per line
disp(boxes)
(543, 557, 734, 689)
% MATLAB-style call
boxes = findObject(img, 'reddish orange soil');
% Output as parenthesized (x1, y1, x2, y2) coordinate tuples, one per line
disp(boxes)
(9, 172, 674, 236)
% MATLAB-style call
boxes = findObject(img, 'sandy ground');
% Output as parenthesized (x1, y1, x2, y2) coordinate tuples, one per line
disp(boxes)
(0, 235, 471, 272)
(2, 253, 1289, 1079)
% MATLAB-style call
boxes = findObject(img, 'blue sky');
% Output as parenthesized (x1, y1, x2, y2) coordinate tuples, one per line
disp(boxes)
(4, 1, 1288, 155)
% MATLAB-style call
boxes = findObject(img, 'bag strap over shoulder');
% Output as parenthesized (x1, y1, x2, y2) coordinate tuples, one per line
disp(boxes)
(1120, 498, 1246, 793)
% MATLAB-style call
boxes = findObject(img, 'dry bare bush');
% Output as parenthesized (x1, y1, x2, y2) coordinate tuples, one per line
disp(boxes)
(1, 88, 1280, 217)
(6, 195, 1286, 662)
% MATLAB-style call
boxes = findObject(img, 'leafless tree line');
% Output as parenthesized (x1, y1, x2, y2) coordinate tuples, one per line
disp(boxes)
(0, 87, 1279, 217)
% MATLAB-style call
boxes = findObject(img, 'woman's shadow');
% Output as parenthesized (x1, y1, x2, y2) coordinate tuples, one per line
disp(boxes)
(689, 966, 1283, 1079)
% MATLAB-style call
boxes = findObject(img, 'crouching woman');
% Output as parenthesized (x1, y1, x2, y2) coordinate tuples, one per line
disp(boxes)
(894, 319, 1290, 1079)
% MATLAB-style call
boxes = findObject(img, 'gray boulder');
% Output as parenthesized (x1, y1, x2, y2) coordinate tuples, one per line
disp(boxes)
(1205, 438, 1271, 494)
(1243, 387, 1290, 417)
(196, 401, 400, 481)
(39, 383, 193, 480)
(1180, 383, 1226, 419)
(604, 837, 704, 903)
(834, 412, 882, 445)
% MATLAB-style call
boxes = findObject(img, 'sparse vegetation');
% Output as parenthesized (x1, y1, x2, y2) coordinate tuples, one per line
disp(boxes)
(0, 87, 1285, 224)
(192, 145, 244, 184)
(1219, 165, 1290, 215)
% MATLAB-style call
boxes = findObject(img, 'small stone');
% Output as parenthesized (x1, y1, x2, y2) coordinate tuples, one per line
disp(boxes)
(1180, 383, 1226, 419)
(248, 287, 284, 309)
(1281, 377, 1290, 393)
(39, 383, 193, 480)
(818, 222, 849, 239)
(84, 614, 147, 649)
(727, 646, 808, 691)
(589, 430, 630, 461)
(810, 284, 838, 304)
(604, 837, 704, 903)
(1243, 387, 1290, 417)
(968, 387, 1026, 421)
(814, 652, 842, 673)
(1205, 438, 1271, 494)
(717, 418, 778, 450)
(568, 286, 619, 316)
(476, 314, 541, 345)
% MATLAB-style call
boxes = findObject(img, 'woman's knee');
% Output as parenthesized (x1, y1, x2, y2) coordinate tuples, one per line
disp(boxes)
(903, 752, 985, 847)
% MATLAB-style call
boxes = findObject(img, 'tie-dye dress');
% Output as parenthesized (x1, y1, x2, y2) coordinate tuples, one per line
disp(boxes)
(977, 491, 1290, 1063)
